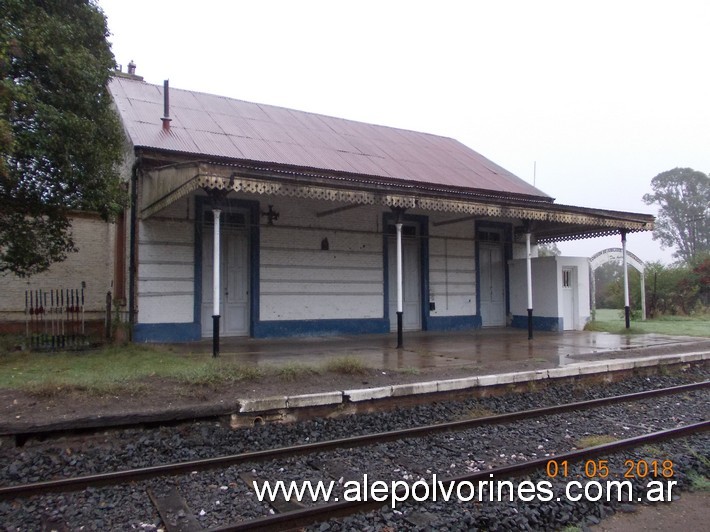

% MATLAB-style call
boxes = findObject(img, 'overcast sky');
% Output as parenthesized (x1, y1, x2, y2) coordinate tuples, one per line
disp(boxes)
(99, 0, 710, 264)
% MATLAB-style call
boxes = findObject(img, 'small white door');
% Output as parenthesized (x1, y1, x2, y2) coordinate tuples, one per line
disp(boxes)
(479, 240, 506, 327)
(562, 267, 576, 330)
(388, 225, 422, 331)
(202, 225, 250, 337)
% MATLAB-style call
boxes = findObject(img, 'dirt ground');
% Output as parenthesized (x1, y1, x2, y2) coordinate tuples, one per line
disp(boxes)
(593, 491, 709, 531)
(0, 364, 472, 431)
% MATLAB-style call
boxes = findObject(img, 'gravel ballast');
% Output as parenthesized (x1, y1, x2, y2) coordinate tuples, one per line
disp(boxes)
(0, 364, 708, 530)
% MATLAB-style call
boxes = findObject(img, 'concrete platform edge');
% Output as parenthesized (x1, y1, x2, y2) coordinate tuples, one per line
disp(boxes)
(235, 352, 710, 415)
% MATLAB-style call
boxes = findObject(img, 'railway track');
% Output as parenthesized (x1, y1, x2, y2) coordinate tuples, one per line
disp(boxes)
(1, 380, 708, 530)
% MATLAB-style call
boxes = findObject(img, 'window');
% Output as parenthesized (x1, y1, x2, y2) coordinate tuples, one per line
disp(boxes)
(203, 211, 246, 229)
(478, 230, 502, 242)
(562, 269, 572, 288)
(387, 224, 417, 237)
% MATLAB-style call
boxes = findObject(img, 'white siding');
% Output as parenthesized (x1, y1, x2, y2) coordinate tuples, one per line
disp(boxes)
(258, 197, 383, 321)
(428, 216, 477, 316)
(509, 256, 559, 317)
(508, 256, 591, 330)
(137, 201, 195, 324)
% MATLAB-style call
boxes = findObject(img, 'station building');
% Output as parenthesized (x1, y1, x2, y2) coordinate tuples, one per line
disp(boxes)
(107, 73, 653, 343)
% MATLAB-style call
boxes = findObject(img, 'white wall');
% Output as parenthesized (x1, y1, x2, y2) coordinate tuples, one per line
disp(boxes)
(428, 214, 476, 316)
(137, 200, 195, 324)
(259, 197, 384, 321)
(509, 255, 591, 329)
(509, 256, 559, 317)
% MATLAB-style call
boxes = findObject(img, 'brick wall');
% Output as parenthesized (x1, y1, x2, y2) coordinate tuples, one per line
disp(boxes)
(0, 214, 115, 326)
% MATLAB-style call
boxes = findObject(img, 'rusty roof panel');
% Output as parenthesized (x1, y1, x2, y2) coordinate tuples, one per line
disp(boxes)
(209, 114, 257, 139)
(130, 123, 200, 154)
(246, 118, 298, 143)
(257, 104, 302, 128)
(233, 137, 285, 164)
(190, 130, 246, 159)
(308, 128, 360, 152)
(109, 77, 550, 199)
(291, 110, 336, 133)
(174, 107, 223, 133)
(336, 151, 391, 177)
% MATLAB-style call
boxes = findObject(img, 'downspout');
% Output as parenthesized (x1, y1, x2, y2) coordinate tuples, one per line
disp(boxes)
(128, 156, 141, 340)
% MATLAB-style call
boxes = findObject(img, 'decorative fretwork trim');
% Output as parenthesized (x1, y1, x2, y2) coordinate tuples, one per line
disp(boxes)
(140, 164, 652, 241)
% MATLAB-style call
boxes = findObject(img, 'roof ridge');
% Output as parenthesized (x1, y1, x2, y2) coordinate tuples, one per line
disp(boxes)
(111, 75, 462, 142)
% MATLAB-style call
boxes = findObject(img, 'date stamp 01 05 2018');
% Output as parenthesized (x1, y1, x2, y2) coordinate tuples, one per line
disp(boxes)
(545, 458, 678, 503)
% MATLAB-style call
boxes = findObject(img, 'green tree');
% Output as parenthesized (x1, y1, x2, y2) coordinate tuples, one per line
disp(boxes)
(594, 260, 622, 308)
(0, 0, 125, 277)
(645, 259, 708, 317)
(642, 168, 710, 265)
(538, 242, 561, 257)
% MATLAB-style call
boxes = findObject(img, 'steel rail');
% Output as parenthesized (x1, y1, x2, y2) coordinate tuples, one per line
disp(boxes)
(0, 380, 707, 501)
(204, 420, 710, 532)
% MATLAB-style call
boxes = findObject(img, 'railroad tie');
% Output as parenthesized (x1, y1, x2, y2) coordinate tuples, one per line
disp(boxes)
(393, 456, 431, 478)
(147, 487, 203, 532)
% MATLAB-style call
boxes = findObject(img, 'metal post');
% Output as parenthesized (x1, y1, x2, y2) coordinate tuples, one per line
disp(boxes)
(526, 232, 533, 339)
(590, 261, 596, 319)
(396, 222, 403, 349)
(106, 291, 112, 340)
(212, 208, 221, 357)
(621, 231, 630, 328)
(640, 270, 646, 321)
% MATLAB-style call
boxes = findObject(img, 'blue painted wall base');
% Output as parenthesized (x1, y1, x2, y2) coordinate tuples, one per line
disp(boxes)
(511, 315, 563, 332)
(133, 322, 201, 343)
(134, 315, 486, 342)
(253, 318, 389, 338)
(427, 315, 482, 331)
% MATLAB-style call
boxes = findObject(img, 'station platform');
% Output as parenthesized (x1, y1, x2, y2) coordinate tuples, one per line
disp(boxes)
(173, 328, 710, 376)
(3, 329, 709, 435)
(169, 328, 710, 413)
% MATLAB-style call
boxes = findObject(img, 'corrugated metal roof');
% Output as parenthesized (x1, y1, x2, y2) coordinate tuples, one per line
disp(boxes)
(109, 76, 551, 200)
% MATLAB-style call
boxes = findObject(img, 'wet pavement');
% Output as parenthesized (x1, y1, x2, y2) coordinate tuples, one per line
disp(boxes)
(169, 328, 707, 374)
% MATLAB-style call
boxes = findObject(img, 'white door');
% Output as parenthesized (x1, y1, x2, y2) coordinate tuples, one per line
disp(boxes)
(479, 242, 506, 326)
(202, 229, 250, 337)
(562, 267, 576, 330)
(388, 227, 421, 331)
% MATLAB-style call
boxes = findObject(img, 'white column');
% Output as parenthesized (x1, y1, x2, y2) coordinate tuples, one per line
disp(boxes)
(526, 233, 533, 310)
(396, 222, 403, 314)
(212, 209, 221, 317)
(640, 270, 647, 321)
(621, 231, 630, 328)
(526, 232, 533, 339)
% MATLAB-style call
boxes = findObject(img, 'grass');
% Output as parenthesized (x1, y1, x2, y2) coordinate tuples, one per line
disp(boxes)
(455, 405, 497, 421)
(275, 362, 321, 382)
(688, 471, 710, 491)
(323, 355, 368, 375)
(0, 344, 262, 396)
(0, 341, 381, 396)
(575, 434, 617, 448)
(586, 309, 710, 337)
